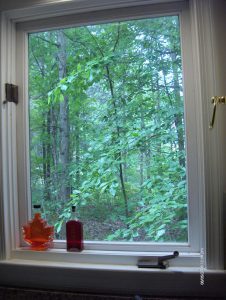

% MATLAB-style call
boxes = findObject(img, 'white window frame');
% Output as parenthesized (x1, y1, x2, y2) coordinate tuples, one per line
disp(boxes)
(0, 0, 225, 284)
(17, 0, 201, 255)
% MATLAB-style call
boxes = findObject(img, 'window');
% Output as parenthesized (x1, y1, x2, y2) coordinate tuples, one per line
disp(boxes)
(14, 1, 201, 256)
(28, 16, 188, 245)
(2, 0, 223, 272)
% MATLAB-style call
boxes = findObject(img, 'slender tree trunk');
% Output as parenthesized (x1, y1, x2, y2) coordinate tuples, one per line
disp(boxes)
(51, 106, 58, 169)
(123, 153, 128, 183)
(155, 74, 162, 171)
(85, 27, 129, 217)
(42, 118, 47, 197)
(105, 65, 129, 219)
(42, 110, 51, 201)
(171, 52, 185, 168)
(50, 105, 60, 202)
(75, 111, 80, 189)
(57, 30, 71, 202)
(140, 107, 145, 189)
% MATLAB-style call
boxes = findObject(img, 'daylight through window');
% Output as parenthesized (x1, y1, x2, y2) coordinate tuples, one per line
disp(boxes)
(28, 15, 188, 243)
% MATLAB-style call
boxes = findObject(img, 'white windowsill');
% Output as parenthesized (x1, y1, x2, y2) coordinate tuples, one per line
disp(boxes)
(1, 250, 225, 273)
(0, 258, 199, 272)
(8, 247, 201, 268)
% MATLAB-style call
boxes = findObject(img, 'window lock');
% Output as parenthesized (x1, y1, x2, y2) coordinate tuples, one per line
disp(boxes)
(137, 251, 179, 269)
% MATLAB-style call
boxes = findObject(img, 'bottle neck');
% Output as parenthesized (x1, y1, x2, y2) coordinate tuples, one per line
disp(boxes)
(71, 211, 78, 220)
(34, 212, 41, 219)
(33, 205, 42, 218)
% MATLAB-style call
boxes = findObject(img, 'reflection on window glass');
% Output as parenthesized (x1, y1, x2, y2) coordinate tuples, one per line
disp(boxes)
(29, 16, 188, 242)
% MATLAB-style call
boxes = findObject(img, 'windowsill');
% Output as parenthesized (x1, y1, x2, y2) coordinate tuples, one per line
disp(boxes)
(0, 258, 201, 272)
(2, 258, 226, 275)
(2, 248, 225, 273)
(8, 247, 201, 268)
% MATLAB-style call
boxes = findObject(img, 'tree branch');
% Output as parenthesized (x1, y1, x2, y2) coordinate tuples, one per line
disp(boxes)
(31, 46, 45, 77)
(113, 23, 121, 52)
(37, 36, 59, 48)
(85, 27, 105, 58)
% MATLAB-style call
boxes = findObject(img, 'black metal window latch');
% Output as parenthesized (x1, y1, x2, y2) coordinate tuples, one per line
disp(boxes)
(137, 251, 179, 269)
(3, 83, 18, 104)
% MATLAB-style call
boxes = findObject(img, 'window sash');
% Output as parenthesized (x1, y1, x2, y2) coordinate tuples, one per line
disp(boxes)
(14, 0, 202, 254)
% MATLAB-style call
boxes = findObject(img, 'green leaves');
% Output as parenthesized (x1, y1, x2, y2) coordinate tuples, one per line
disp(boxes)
(29, 16, 187, 242)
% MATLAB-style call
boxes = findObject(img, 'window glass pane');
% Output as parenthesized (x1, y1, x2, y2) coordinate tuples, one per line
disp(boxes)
(28, 15, 188, 242)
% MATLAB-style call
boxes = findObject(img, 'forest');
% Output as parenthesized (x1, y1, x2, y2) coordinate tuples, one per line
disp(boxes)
(29, 15, 188, 242)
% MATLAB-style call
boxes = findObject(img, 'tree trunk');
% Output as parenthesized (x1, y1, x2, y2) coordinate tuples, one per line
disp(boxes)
(140, 106, 145, 189)
(75, 111, 80, 189)
(57, 30, 71, 203)
(42, 110, 51, 202)
(171, 52, 185, 168)
(105, 65, 129, 219)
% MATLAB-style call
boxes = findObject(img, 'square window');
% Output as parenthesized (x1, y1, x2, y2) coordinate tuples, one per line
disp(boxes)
(28, 16, 188, 245)
(0, 0, 205, 260)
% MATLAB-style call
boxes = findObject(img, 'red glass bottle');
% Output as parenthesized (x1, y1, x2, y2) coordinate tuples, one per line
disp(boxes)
(66, 206, 84, 252)
(22, 204, 54, 251)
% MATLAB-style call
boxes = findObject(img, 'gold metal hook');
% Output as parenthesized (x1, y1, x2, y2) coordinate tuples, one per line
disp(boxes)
(209, 96, 226, 129)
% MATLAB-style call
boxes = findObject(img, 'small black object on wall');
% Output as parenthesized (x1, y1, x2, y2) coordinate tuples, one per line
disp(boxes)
(4, 83, 19, 104)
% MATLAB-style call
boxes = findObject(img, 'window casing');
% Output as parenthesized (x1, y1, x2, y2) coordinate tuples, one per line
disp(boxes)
(15, 1, 201, 258)
(1, 0, 224, 270)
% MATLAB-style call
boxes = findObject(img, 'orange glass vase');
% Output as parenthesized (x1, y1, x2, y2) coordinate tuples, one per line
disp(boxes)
(22, 205, 54, 251)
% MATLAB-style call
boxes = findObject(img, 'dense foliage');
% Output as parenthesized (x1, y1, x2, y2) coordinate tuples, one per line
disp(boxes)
(29, 16, 188, 242)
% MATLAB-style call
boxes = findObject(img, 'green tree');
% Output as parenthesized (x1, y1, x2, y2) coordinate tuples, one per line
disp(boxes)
(29, 16, 187, 242)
